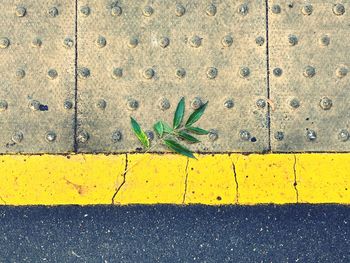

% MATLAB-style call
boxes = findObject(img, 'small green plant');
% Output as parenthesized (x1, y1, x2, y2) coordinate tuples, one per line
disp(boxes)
(130, 97, 209, 158)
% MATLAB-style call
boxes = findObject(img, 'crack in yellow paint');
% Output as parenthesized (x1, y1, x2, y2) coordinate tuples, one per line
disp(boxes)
(231, 159, 239, 204)
(293, 154, 299, 203)
(182, 158, 189, 204)
(112, 153, 129, 205)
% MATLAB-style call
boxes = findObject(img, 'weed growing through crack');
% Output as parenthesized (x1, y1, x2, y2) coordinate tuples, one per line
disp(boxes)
(130, 97, 209, 158)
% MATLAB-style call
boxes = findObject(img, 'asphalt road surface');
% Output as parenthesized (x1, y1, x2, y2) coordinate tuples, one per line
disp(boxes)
(0, 205, 349, 262)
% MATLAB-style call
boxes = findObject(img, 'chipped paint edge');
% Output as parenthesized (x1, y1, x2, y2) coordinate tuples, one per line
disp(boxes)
(0, 153, 349, 205)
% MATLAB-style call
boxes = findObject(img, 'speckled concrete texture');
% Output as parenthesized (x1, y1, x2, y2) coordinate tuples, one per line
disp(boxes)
(1, 1, 349, 153)
(0, 205, 349, 262)
(269, 0, 350, 152)
(0, 1, 76, 153)
(76, 0, 269, 153)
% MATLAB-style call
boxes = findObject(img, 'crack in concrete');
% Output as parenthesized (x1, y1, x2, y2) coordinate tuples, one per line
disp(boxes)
(293, 154, 299, 203)
(231, 160, 239, 204)
(182, 158, 189, 204)
(111, 153, 128, 204)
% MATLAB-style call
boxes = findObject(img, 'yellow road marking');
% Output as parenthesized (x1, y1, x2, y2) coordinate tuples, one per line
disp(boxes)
(0, 153, 349, 205)
(186, 155, 236, 205)
(114, 154, 187, 205)
(297, 154, 350, 203)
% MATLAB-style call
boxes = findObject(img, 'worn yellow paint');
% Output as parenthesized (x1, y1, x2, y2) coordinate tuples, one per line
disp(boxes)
(114, 154, 187, 204)
(296, 154, 350, 203)
(0, 153, 349, 205)
(185, 155, 236, 205)
(0, 155, 125, 205)
(235, 154, 297, 204)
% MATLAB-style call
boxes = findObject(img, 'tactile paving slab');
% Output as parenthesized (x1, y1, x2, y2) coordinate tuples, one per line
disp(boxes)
(0, 1, 76, 153)
(1, 0, 349, 154)
(268, 0, 350, 152)
(76, 0, 269, 153)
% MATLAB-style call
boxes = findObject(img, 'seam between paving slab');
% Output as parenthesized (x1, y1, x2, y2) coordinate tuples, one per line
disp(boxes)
(265, 0, 271, 152)
(73, 0, 79, 153)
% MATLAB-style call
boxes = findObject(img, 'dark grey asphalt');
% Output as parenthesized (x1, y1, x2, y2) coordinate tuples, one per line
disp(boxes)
(0, 205, 349, 263)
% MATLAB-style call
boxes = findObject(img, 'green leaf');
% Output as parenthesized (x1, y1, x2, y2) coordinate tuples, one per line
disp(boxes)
(153, 121, 164, 138)
(186, 126, 209, 135)
(185, 102, 208, 126)
(130, 117, 149, 148)
(173, 97, 185, 129)
(161, 121, 173, 134)
(164, 139, 195, 159)
(177, 131, 200, 143)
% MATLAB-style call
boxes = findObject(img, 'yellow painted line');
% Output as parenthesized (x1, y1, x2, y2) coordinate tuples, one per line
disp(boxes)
(0, 153, 349, 205)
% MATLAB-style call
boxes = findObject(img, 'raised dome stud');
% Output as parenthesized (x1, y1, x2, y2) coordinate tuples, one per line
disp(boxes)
(274, 131, 284, 141)
(80, 6, 90, 16)
(63, 37, 74, 48)
(143, 68, 155, 79)
(240, 130, 251, 141)
(175, 68, 186, 79)
(224, 99, 234, 109)
(303, 66, 316, 78)
(96, 36, 107, 48)
(301, 4, 313, 15)
(158, 97, 170, 111)
(0, 37, 10, 49)
(45, 131, 57, 142)
(159, 37, 170, 48)
(0, 100, 8, 111)
(127, 98, 139, 111)
(175, 4, 186, 17)
(48, 6, 59, 17)
(288, 35, 298, 46)
(112, 67, 123, 79)
(336, 66, 348, 78)
(78, 67, 91, 79)
(256, 99, 266, 109)
(208, 130, 218, 141)
(142, 6, 154, 17)
(206, 4, 217, 16)
(338, 130, 349, 142)
(271, 4, 281, 14)
(15, 6, 27, 17)
(12, 131, 24, 143)
(191, 97, 203, 110)
(189, 35, 202, 48)
(128, 37, 139, 48)
(222, 35, 233, 47)
(237, 3, 249, 16)
(319, 97, 332, 110)
(273, 67, 283, 77)
(255, 36, 265, 46)
(239, 67, 250, 78)
(96, 99, 107, 110)
(306, 130, 317, 141)
(47, 69, 58, 80)
(333, 4, 345, 16)
(206, 67, 218, 79)
(16, 69, 26, 79)
(77, 131, 89, 143)
(112, 130, 123, 143)
(290, 98, 300, 109)
(111, 5, 122, 16)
